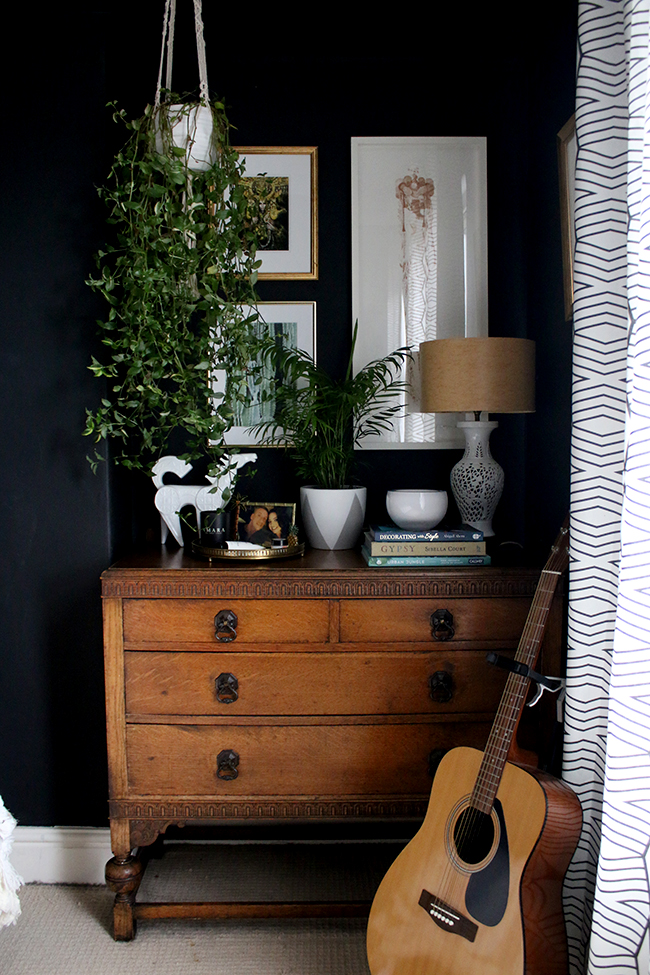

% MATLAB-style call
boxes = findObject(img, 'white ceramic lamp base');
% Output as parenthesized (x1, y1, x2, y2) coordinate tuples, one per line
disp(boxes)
(450, 421, 504, 537)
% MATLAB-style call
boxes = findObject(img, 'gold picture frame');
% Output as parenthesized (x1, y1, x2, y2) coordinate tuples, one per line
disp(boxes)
(235, 146, 318, 280)
(558, 115, 576, 321)
(214, 301, 316, 447)
(236, 501, 297, 545)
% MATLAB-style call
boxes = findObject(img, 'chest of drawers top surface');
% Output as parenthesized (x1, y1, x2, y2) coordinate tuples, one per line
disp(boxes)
(101, 547, 542, 599)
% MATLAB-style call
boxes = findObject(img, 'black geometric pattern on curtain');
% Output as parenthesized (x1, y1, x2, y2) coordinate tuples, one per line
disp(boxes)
(565, 2, 650, 974)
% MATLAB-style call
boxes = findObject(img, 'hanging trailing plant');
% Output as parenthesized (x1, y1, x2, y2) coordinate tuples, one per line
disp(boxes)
(83, 94, 266, 481)
(83, 1, 269, 506)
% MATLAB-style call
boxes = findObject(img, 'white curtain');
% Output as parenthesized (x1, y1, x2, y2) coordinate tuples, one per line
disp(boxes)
(565, 2, 650, 973)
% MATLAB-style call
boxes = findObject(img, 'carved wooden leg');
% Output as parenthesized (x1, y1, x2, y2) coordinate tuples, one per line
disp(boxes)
(105, 854, 143, 941)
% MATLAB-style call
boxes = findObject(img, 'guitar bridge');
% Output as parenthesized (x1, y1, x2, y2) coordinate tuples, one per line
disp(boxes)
(418, 889, 478, 943)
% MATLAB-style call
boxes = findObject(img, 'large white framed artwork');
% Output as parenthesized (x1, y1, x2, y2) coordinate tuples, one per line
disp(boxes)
(216, 302, 317, 446)
(351, 137, 488, 448)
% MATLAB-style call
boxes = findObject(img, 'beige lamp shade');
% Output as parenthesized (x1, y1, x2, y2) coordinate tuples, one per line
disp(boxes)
(419, 337, 536, 414)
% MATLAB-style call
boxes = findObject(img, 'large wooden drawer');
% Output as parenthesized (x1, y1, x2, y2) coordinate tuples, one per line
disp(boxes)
(124, 650, 512, 716)
(125, 722, 492, 796)
(122, 599, 330, 645)
(339, 598, 532, 644)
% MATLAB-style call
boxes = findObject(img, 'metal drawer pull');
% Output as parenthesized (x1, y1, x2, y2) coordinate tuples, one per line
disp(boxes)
(215, 672, 239, 703)
(428, 670, 454, 703)
(214, 610, 238, 642)
(430, 608, 455, 641)
(216, 749, 240, 780)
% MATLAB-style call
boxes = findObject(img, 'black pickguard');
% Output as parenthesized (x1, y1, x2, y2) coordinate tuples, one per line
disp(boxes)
(464, 798, 510, 926)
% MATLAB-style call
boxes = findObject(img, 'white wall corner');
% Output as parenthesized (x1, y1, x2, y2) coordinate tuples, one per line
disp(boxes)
(12, 827, 112, 885)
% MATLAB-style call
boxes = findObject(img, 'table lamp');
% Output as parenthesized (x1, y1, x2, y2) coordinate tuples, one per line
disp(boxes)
(419, 337, 535, 537)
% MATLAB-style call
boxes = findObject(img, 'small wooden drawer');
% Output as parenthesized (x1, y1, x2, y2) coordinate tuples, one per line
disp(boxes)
(122, 599, 330, 646)
(124, 650, 512, 717)
(125, 722, 492, 796)
(339, 598, 532, 644)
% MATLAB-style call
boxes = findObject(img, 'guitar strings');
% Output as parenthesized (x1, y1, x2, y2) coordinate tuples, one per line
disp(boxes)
(435, 570, 561, 909)
(435, 538, 568, 907)
(437, 645, 537, 903)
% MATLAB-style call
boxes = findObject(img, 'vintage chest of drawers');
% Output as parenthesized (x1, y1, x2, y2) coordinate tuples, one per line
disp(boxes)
(101, 548, 563, 939)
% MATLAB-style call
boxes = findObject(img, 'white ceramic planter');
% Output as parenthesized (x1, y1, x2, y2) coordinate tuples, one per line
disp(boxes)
(154, 103, 216, 172)
(300, 486, 367, 550)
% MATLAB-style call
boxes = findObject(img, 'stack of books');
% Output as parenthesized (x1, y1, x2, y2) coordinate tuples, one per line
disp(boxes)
(361, 524, 490, 567)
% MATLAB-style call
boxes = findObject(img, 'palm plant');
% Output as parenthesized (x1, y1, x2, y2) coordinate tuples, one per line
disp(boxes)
(254, 323, 412, 489)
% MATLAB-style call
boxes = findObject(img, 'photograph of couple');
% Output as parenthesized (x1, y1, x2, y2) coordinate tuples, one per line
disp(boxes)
(237, 503, 295, 545)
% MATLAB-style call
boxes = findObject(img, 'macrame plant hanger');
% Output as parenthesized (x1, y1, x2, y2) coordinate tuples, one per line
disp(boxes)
(155, 0, 210, 108)
(153, 0, 215, 171)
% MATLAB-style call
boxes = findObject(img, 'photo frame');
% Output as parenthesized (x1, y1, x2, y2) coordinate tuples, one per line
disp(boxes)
(235, 147, 318, 279)
(557, 115, 576, 321)
(351, 136, 489, 449)
(220, 302, 316, 446)
(236, 501, 296, 544)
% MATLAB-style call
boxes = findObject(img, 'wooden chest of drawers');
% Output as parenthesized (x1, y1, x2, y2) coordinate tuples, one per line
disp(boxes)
(101, 548, 563, 939)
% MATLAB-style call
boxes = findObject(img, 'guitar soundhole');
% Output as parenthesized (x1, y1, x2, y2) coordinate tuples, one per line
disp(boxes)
(453, 808, 495, 865)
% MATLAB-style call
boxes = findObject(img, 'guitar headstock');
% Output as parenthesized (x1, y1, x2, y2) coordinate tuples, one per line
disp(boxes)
(544, 513, 570, 574)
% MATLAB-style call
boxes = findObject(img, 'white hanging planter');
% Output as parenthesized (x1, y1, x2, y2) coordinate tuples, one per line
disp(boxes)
(300, 486, 367, 551)
(153, 1, 215, 172)
(154, 103, 216, 172)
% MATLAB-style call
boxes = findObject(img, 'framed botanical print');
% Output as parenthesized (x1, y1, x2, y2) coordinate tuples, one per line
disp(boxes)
(235, 147, 318, 279)
(351, 136, 488, 449)
(218, 302, 317, 446)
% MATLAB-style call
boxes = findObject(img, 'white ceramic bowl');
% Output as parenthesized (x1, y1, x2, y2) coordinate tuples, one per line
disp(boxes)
(386, 489, 448, 531)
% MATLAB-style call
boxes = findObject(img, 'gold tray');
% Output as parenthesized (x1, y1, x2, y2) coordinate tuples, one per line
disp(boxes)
(192, 541, 305, 561)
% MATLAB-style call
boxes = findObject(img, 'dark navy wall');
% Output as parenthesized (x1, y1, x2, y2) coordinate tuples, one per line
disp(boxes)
(0, 5, 577, 825)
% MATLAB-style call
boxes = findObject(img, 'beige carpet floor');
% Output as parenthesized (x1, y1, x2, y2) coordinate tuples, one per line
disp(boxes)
(2, 841, 404, 975)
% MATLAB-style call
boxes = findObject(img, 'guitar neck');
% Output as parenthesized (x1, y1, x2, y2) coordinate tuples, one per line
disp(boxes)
(471, 565, 564, 814)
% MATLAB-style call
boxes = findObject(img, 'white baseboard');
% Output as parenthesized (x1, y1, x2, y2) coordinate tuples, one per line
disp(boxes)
(10, 826, 405, 886)
(12, 827, 112, 885)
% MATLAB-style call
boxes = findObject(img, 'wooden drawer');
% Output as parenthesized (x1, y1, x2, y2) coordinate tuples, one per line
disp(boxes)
(339, 598, 532, 644)
(123, 599, 330, 645)
(124, 650, 512, 716)
(125, 722, 492, 796)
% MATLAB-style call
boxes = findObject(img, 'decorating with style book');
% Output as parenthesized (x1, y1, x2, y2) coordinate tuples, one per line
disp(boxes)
(362, 525, 490, 567)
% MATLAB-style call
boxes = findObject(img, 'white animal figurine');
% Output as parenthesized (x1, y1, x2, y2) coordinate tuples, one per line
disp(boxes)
(152, 453, 257, 546)
(194, 452, 257, 518)
(0, 795, 22, 928)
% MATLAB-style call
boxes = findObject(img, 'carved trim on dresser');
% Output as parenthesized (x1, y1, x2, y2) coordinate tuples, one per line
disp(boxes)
(101, 575, 539, 600)
(111, 798, 428, 824)
(129, 819, 183, 848)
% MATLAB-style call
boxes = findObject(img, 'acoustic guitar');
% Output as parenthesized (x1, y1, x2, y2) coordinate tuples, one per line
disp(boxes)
(366, 518, 582, 975)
